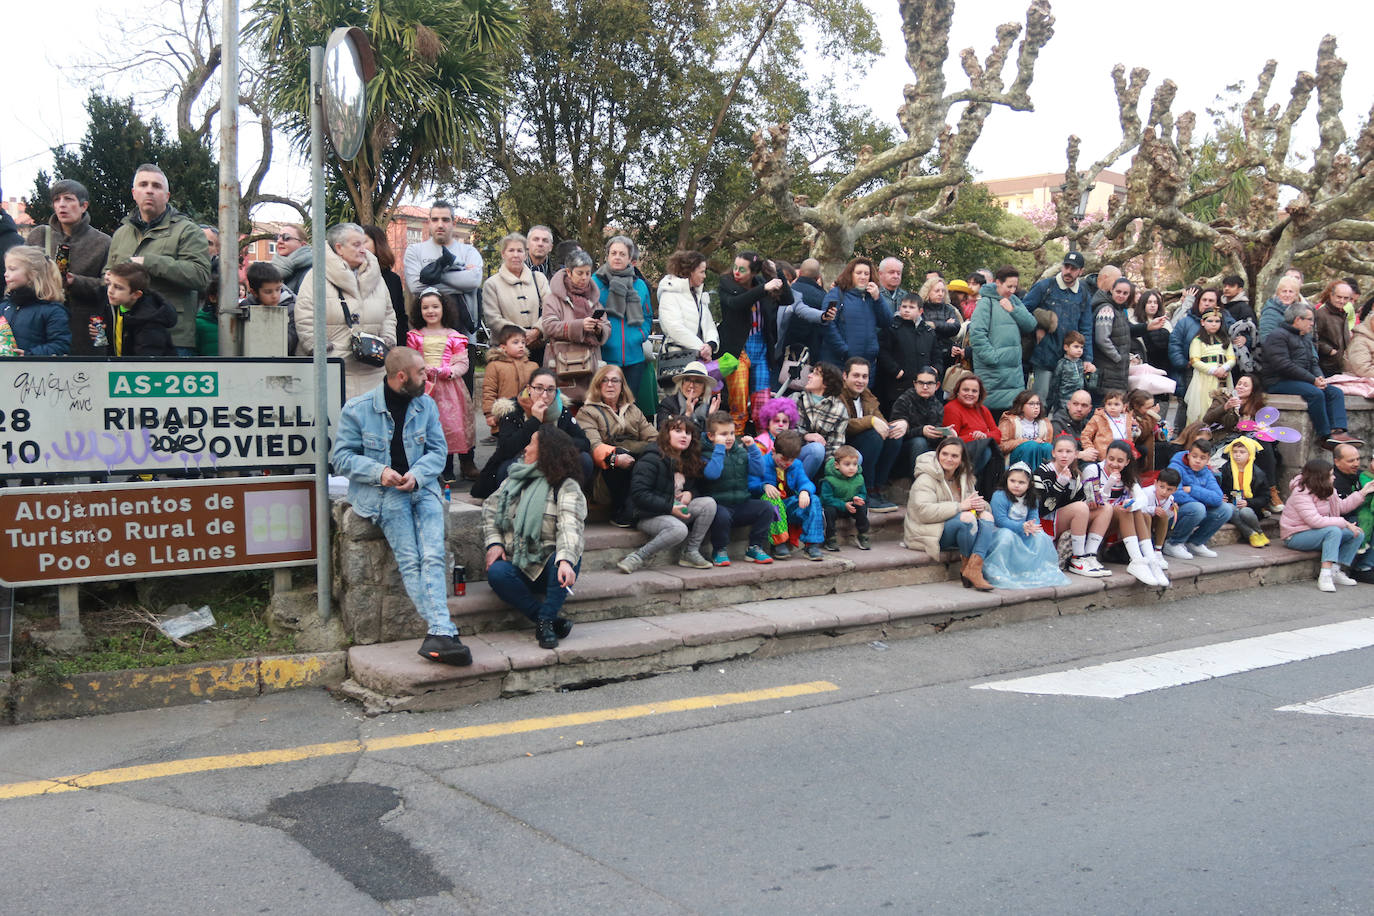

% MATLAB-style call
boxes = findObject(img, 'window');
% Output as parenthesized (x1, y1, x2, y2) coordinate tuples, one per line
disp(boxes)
(267, 241, 276, 255)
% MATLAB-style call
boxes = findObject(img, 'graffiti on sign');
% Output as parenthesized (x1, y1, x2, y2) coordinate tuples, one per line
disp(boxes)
(0, 358, 343, 476)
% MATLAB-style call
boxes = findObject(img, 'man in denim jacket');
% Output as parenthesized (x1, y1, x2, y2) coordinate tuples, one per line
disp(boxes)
(330, 348, 472, 666)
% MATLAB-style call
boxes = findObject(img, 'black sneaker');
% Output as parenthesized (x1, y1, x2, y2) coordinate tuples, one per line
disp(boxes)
(553, 616, 573, 639)
(610, 513, 635, 528)
(536, 619, 559, 649)
(418, 633, 473, 666)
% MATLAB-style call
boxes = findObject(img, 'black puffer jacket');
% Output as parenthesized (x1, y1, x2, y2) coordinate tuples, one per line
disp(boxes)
(718, 274, 792, 366)
(471, 396, 591, 499)
(628, 443, 703, 518)
(878, 316, 941, 393)
(1260, 323, 1319, 387)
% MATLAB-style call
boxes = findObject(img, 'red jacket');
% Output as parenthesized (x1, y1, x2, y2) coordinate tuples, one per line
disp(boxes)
(943, 399, 1001, 444)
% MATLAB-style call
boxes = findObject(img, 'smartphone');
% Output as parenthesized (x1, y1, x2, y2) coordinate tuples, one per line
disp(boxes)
(592, 309, 606, 320)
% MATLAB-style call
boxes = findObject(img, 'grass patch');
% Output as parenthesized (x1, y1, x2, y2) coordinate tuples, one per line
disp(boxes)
(14, 572, 296, 682)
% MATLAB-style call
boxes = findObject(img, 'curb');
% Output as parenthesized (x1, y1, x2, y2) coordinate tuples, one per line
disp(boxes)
(2, 651, 348, 725)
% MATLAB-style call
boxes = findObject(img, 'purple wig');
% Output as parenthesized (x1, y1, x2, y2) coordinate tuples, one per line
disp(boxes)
(757, 396, 800, 429)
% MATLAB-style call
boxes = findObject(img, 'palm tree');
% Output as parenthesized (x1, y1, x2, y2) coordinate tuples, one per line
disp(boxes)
(247, 0, 521, 224)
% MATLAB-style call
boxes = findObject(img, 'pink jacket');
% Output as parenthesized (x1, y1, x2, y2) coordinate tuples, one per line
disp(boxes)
(1279, 476, 1363, 539)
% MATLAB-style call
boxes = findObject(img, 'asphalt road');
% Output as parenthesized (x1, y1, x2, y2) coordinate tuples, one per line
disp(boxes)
(3, 581, 1373, 914)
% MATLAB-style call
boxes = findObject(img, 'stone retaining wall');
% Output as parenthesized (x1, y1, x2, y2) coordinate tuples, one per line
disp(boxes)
(1266, 391, 1374, 491)
(332, 500, 487, 645)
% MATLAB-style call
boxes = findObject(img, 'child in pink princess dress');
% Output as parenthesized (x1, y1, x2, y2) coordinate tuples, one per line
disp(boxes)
(408, 289, 473, 483)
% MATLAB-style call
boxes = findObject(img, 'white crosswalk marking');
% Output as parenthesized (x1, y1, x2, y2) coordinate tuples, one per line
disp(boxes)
(1277, 685, 1374, 719)
(972, 617, 1374, 699)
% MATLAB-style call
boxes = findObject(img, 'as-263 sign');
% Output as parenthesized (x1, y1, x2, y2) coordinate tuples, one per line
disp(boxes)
(0, 358, 344, 476)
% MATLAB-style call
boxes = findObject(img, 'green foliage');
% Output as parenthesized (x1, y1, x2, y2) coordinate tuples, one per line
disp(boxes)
(473, 0, 879, 258)
(26, 94, 218, 235)
(247, 0, 522, 223)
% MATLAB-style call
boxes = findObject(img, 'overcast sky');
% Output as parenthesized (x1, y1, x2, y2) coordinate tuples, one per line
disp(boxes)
(4, 0, 1372, 217)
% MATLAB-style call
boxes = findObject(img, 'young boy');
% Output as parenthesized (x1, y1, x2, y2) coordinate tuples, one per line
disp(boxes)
(482, 325, 539, 433)
(877, 294, 940, 412)
(241, 261, 298, 354)
(701, 410, 775, 566)
(1218, 437, 1270, 546)
(105, 262, 177, 357)
(889, 366, 950, 458)
(1047, 330, 1087, 414)
(764, 430, 826, 560)
(1134, 465, 1179, 584)
(1164, 440, 1234, 559)
(821, 444, 870, 551)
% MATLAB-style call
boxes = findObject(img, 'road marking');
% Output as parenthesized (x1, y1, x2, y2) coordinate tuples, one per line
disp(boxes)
(972, 618, 1374, 699)
(1278, 684, 1374, 719)
(0, 680, 839, 801)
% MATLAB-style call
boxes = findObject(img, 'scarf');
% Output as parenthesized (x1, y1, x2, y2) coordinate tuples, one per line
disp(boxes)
(492, 460, 552, 573)
(1227, 436, 1262, 499)
(594, 262, 641, 322)
(550, 268, 595, 317)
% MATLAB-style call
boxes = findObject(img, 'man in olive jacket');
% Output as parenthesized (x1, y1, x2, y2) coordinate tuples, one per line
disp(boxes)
(104, 164, 212, 354)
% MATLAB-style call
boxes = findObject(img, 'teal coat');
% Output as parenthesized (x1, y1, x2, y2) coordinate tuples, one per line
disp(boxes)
(969, 282, 1036, 412)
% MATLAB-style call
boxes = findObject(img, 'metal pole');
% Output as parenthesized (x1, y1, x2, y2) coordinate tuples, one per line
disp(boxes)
(217, 0, 240, 356)
(311, 45, 332, 622)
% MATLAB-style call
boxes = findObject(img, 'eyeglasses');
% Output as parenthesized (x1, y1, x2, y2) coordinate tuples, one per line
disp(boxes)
(602, 377, 623, 385)
(915, 379, 938, 386)
(530, 385, 556, 394)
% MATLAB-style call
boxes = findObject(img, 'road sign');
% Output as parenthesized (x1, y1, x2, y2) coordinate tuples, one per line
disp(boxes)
(0, 357, 344, 476)
(0, 477, 317, 587)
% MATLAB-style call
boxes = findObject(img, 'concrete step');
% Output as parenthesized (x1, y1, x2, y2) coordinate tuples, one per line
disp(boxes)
(341, 537, 1318, 715)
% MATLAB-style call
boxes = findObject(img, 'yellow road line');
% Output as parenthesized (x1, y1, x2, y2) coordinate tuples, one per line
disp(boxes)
(0, 680, 838, 801)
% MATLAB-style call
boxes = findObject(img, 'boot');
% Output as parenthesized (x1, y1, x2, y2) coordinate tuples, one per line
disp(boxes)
(959, 554, 972, 589)
(964, 554, 994, 592)
(1268, 486, 1284, 513)
(460, 455, 480, 480)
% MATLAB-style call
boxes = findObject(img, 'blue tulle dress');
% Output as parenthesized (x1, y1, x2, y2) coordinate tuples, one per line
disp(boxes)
(981, 490, 1070, 589)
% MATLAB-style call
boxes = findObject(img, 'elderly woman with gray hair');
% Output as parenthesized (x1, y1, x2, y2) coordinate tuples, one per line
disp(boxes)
(295, 222, 397, 398)
(483, 231, 552, 367)
(1259, 301, 1359, 447)
(593, 235, 654, 398)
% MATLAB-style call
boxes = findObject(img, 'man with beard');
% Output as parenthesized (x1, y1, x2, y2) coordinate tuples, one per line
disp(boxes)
(331, 347, 473, 666)
(1053, 388, 1099, 463)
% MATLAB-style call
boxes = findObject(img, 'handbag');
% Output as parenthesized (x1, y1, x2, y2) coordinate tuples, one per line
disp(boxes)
(549, 338, 599, 377)
(337, 287, 390, 367)
(774, 345, 811, 397)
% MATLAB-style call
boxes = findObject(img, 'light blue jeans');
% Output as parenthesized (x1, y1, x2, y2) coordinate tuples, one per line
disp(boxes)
(800, 440, 828, 481)
(939, 514, 994, 558)
(1285, 525, 1361, 566)
(1167, 500, 1233, 547)
(376, 486, 453, 636)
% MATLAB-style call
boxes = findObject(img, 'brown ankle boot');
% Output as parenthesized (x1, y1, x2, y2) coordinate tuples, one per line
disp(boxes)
(964, 554, 994, 591)
(1268, 486, 1284, 512)
(959, 554, 972, 588)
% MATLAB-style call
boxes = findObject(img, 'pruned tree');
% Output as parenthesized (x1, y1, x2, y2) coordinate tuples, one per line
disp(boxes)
(751, 0, 1374, 300)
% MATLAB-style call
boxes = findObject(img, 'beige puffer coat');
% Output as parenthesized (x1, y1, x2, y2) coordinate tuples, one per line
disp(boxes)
(902, 449, 975, 559)
(296, 246, 397, 399)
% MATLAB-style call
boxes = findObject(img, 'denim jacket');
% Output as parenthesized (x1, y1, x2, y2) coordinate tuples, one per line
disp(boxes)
(330, 383, 447, 520)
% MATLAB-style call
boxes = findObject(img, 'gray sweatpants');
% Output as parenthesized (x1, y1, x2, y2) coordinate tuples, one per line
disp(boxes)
(635, 497, 717, 559)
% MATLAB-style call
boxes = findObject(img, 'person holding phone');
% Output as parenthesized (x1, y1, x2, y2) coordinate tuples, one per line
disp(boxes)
(540, 248, 610, 405)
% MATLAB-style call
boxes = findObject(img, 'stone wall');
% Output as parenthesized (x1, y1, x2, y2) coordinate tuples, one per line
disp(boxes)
(1266, 392, 1374, 493)
(332, 499, 488, 645)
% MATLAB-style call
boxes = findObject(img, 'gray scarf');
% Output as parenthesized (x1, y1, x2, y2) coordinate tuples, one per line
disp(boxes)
(594, 263, 641, 322)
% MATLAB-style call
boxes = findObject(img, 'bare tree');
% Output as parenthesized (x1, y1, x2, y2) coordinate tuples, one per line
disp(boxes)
(77, 0, 301, 226)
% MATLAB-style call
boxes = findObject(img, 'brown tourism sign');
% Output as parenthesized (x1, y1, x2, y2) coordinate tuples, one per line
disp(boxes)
(0, 477, 317, 587)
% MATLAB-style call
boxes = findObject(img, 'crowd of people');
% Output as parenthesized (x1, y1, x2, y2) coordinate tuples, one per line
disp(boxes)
(8, 176, 1374, 667)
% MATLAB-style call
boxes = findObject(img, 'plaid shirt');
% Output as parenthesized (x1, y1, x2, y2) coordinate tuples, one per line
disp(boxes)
(796, 393, 848, 458)
(482, 476, 588, 580)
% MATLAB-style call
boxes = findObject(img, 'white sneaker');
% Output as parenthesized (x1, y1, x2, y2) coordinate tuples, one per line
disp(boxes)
(1069, 555, 1109, 578)
(1154, 550, 1169, 570)
(1163, 543, 1193, 560)
(1332, 568, 1359, 586)
(1318, 569, 1336, 592)
(1127, 559, 1157, 586)
(1188, 543, 1218, 558)
(1149, 558, 1171, 587)
(1088, 555, 1113, 575)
